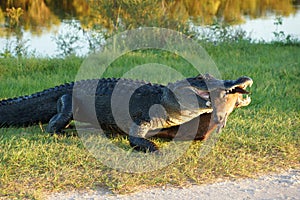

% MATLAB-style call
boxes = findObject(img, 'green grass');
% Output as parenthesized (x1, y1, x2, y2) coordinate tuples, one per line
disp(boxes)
(0, 42, 299, 199)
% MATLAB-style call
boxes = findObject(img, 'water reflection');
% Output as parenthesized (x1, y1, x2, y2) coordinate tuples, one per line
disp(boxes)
(0, 0, 299, 57)
(0, 0, 299, 36)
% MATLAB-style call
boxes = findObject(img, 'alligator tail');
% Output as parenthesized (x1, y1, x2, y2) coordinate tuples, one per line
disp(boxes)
(0, 84, 73, 128)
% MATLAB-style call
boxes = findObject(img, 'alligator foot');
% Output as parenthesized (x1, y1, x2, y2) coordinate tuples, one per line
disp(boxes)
(129, 136, 159, 153)
(46, 94, 73, 133)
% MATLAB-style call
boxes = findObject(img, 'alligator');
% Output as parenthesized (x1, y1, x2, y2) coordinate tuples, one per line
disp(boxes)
(0, 74, 253, 152)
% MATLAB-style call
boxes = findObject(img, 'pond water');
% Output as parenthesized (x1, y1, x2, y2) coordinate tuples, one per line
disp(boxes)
(0, 1, 299, 57)
(236, 7, 300, 41)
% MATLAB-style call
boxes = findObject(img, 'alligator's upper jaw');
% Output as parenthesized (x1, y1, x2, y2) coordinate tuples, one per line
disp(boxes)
(191, 76, 253, 101)
(225, 76, 253, 94)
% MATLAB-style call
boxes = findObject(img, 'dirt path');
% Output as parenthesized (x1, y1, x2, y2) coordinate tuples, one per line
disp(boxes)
(48, 169, 299, 200)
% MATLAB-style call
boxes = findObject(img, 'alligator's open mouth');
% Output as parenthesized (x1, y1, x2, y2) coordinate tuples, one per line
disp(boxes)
(193, 78, 253, 98)
(225, 78, 253, 94)
(188, 76, 253, 106)
(225, 78, 253, 107)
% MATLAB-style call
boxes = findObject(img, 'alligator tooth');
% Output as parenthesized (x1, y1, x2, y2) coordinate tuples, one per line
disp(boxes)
(249, 82, 253, 87)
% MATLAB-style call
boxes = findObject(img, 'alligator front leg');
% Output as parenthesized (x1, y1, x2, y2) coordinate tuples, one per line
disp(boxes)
(46, 94, 73, 133)
(129, 122, 159, 153)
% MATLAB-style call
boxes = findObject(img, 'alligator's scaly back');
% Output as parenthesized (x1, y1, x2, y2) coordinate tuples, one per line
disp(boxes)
(0, 83, 74, 127)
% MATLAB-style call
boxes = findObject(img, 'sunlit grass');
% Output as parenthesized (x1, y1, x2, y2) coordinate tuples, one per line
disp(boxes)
(0, 42, 299, 199)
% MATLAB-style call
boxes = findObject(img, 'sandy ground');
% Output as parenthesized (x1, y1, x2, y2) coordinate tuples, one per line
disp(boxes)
(47, 169, 299, 200)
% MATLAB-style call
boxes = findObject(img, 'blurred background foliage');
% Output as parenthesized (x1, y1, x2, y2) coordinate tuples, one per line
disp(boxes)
(0, 0, 298, 36)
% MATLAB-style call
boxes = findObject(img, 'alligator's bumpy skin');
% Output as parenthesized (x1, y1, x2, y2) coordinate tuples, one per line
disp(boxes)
(0, 74, 253, 152)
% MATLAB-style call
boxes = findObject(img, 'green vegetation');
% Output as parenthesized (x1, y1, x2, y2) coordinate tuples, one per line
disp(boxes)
(0, 42, 299, 199)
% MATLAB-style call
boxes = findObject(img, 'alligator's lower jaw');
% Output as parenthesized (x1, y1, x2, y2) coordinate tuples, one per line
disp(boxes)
(236, 95, 251, 108)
